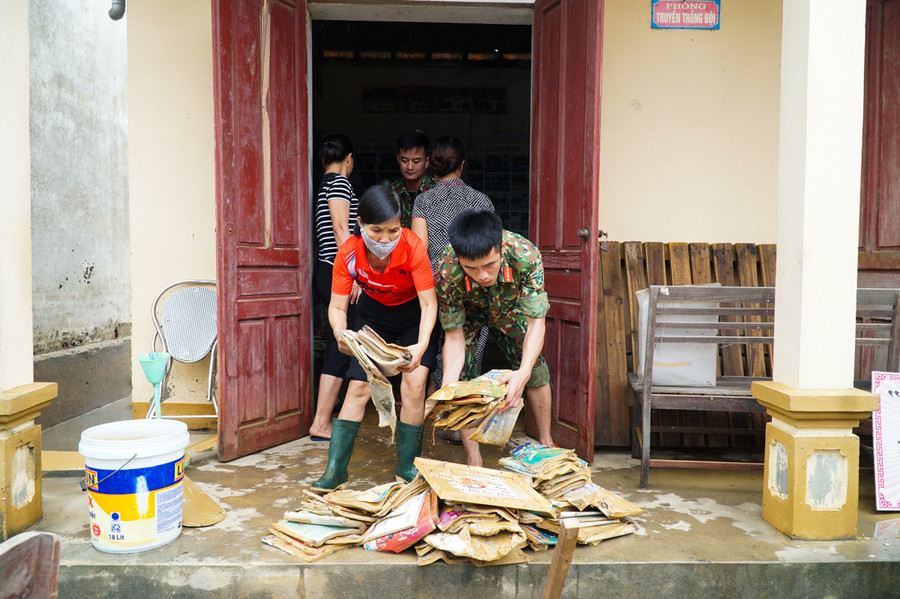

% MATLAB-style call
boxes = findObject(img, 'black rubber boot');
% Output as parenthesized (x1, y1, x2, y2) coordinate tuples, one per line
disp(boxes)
(311, 419, 360, 491)
(394, 421, 424, 482)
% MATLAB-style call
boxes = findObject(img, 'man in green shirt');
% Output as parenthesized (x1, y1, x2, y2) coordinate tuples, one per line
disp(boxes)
(435, 210, 556, 466)
(389, 130, 435, 228)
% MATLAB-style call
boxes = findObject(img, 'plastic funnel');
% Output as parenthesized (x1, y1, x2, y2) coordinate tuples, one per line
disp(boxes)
(138, 352, 169, 385)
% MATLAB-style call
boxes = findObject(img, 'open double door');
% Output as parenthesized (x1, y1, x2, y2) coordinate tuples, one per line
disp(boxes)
(211, 0, 603, 462)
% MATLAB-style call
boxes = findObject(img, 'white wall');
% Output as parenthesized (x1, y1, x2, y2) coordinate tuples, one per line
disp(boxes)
(599, 0, 782, 243)
(128, 0, 215, 404)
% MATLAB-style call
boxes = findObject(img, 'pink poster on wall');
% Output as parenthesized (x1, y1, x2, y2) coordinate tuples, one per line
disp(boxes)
(651, 0, 721, 30)
(872, 371, 900, 510)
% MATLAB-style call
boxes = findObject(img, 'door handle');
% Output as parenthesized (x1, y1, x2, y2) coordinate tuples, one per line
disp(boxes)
(577, 227, 610, 251)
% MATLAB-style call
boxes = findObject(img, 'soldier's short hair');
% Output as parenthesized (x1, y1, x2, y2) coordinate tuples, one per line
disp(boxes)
(397, 130, 430, 153)
(448, 210, 503, 259)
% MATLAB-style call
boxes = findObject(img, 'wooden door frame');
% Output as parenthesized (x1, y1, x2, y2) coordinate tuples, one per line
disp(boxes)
(213, 1, 603, 457)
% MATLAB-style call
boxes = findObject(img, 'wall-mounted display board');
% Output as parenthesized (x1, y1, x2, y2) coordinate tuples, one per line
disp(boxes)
(873, 371, 900, 510)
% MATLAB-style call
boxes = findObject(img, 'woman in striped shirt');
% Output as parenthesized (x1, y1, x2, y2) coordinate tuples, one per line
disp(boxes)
(311, 133, 359, 441)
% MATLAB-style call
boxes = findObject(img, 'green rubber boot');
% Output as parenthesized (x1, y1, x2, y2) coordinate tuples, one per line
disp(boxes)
(394, 421, 424, 483)
(311, 419, 360, 491)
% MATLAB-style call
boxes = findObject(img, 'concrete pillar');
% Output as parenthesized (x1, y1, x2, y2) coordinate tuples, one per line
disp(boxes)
(0, 0, 57, 539)
(753, 0, 876, 539)
(0, 0, 35, 393)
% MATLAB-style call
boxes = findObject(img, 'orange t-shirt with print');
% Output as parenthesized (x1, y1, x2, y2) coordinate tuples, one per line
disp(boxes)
(332, 229, 435, 306)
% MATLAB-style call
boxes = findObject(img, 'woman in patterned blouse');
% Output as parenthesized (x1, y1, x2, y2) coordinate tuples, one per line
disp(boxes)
(411, 137, 494, 441)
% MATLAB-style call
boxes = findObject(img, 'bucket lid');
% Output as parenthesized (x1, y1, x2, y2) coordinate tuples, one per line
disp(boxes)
(78, 419, 190, 460)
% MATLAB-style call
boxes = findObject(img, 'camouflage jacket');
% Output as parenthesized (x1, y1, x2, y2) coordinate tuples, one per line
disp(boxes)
(435, 231, 550, 331)
(390, 175, 435, 228)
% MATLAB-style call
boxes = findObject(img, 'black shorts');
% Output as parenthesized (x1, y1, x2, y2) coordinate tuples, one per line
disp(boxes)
(345, 294, 439, 381)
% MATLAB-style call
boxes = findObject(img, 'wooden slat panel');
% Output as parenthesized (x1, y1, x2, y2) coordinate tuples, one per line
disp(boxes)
(595, 243, 629, 446)
(689, 243, 725, 446)
(759, 244, 777, 287)
(711, 244, 737, 285)
(644, 242, 677, 446)
(669, 243, 692, 285)
(734, 244, 769, 436)
(690, 243, 713, 285)
(713, 245, 750, 445)
(735, 244, 768, 377)
(645, 242, 667, 285)
(624, 241, 648, 369)
(670, 243, 703, 446)
(711, 244, 743, 377)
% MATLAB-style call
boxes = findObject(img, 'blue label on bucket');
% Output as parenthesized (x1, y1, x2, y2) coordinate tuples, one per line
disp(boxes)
(86, 456, 185, 494)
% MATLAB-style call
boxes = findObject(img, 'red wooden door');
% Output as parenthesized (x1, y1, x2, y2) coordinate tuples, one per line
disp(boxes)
(212, 0, 311, 461)
(530, 0, 603, 461)
(859, 0, 900, 286)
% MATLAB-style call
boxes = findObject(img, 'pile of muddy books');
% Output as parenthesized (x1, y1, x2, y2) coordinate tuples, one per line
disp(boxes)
(500, 442, 641, 546)
(263, 477, 435, 561)
(423, 369, 522, 446)
(264, 451, 642, 565)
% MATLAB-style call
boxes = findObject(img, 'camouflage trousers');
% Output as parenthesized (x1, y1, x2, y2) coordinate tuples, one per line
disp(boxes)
(458, 313, 550, 387)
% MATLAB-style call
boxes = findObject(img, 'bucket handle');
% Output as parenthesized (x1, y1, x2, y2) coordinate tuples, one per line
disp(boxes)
(80, 453, 138, 492)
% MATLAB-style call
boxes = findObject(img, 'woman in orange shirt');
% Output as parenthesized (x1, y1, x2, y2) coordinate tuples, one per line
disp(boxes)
(313, 184, 438, 490)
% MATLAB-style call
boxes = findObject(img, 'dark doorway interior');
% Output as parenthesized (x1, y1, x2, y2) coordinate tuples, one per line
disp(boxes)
(311, 21, 533, 236)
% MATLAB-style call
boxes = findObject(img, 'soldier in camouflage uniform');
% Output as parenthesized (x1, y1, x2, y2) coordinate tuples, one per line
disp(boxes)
(435, 209, 556, 466)
(389, 130, 435, 228)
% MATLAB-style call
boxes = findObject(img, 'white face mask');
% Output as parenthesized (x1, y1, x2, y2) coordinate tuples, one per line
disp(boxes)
(361, 227, 400, 260)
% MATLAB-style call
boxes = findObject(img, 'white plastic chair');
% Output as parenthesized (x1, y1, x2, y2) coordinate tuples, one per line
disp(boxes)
(148, 279, 218, 420)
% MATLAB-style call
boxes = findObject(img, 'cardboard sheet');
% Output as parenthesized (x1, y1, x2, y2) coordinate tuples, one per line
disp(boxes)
(414, 457, 554, 514)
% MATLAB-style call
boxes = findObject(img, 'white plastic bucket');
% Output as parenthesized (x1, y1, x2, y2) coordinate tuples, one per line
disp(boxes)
(78, 419, 190, 553)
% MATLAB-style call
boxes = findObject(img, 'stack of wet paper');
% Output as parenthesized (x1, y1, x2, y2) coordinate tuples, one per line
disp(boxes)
(411, 457, 553, 566)
(424, 369, 523, 446)
(265, 454, 642, 565)
(500, 442, 641, 546)
(264, 478, 437, 561)
(336, 326, 411, 435)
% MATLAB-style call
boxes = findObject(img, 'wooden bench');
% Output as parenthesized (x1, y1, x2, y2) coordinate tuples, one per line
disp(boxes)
(629, 285, 900, 488)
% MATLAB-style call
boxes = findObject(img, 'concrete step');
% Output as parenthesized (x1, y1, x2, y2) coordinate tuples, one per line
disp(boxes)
(36, 409, 900, 599)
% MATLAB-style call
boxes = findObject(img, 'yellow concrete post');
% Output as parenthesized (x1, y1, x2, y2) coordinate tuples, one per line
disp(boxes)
(767, 0, 867, 540)
(0, 383, 57, 539)
(753, 382, 877, 540)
